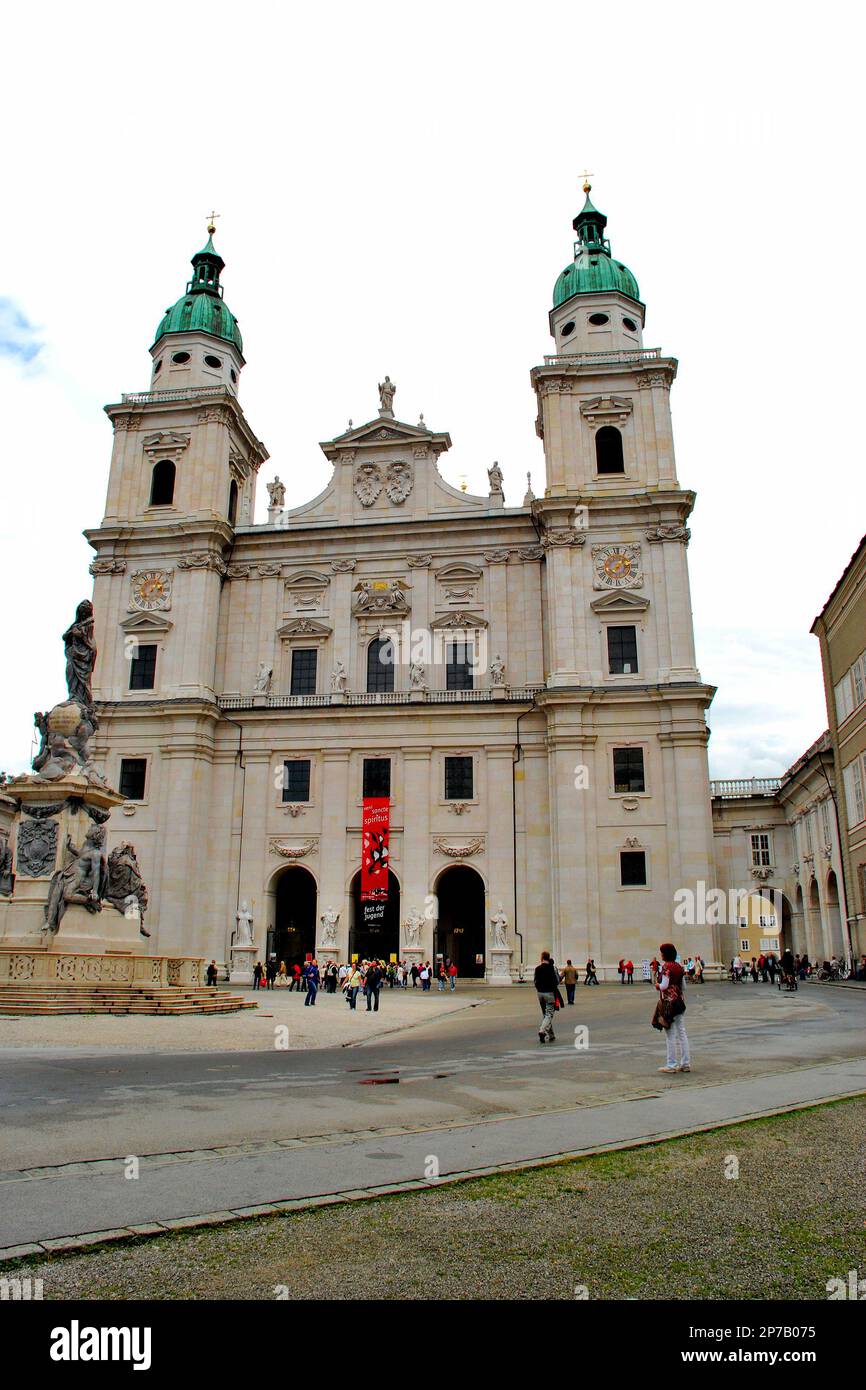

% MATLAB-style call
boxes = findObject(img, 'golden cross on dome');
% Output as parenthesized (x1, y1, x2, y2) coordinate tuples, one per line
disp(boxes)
(206, 210, 221, 235)
(579, 171, 593, 193)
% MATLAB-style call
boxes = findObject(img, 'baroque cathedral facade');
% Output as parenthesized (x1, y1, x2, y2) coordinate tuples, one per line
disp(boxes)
(84, 188, 718, 977)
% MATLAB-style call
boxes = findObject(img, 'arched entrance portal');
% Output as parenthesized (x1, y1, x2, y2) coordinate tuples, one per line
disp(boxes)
(434, 865, 486, 978)
(274, 866, 317, 968)
(825, 871, 844, 959)
(350, 870, 400, 962)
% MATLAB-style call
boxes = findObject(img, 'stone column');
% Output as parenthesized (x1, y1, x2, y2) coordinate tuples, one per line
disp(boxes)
(319, 748, 351, 956)
(485, 745, 517, 981)
(234, 750, 273, 964)
(402, 747, 433, 957)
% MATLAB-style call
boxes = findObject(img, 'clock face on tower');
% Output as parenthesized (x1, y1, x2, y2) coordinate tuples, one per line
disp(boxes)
(592, 544, 643, 590)
(129, 569, 172, 611)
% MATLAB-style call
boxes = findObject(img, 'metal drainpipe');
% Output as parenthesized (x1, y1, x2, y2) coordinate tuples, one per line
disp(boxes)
(223, 715, 246, 977)
(513, 703, 534, 980)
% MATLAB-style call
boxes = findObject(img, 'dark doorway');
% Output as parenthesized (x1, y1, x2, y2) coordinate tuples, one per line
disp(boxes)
(434, 865, 486, 978)
(274, 866, 317, 967)
(350, 869, 400, 961)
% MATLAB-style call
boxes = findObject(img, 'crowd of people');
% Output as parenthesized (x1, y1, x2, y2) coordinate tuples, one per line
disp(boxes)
(243, 956, 460, 1007)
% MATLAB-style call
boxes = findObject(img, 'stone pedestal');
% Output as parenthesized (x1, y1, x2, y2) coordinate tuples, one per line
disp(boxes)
(409, 689, 427, 703)
(318, 946, 339, 967)
(229, 943, 257, 985)
(487, 946, 514, 984)
(402, 946, 424, 971)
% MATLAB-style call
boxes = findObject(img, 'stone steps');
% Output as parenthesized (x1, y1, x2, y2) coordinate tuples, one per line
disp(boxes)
(0, 984, 255, 1016)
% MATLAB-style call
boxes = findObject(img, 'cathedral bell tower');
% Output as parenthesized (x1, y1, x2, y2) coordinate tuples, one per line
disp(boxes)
(531, 183, 717, 970)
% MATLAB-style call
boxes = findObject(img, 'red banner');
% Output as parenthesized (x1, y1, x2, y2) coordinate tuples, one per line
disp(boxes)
(361, 797, 390, 901)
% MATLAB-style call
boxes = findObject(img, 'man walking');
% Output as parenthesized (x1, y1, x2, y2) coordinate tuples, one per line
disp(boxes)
(304, 958, 319, 1005)
(535, 950, 559, 1044)
(562, 959, 578, 1005)
(584, 958, 599, 985)
(365, 960, 382, 1012)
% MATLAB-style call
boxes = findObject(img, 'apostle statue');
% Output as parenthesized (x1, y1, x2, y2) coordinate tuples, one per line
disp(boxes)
(253, 662, 273, 694)
(330, 660, 348, 693)
(487, 461, 504, 495)
(320, 906, 340, 945)
(409, 660, 427, 689)
(378, 375, 396, 415)
(491, 903, 509, 948)
(490, 654, 506, 686)
(404, 907, 424, 946)
(235, 901, 254, 946)
(266, 475, 286, 510)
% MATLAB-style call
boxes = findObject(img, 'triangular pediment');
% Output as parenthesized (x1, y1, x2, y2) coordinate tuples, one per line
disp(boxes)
(277, 618, 333, 638)
(120, 611, 174, 635)
(320, 415, 452, 459)
(430, 610, 489, 630)
(590, 590, 650, 614)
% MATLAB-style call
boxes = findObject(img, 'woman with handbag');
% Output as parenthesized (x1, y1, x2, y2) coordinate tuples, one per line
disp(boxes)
(654, 942, 690, 1074)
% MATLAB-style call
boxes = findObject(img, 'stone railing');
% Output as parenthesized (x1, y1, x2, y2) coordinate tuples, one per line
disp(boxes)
(218, 686, 543, 711)
(542, 347, 662, 367)
(710, 777, 782, 799)
(120, 387, 227, 405)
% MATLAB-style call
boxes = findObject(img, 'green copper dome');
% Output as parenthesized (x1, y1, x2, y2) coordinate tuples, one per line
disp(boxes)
(553, 187, 641, 309)
(153, 234, 243, 354)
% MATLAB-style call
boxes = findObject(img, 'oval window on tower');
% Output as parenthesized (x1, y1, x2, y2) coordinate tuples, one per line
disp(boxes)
(623, 316, 638, 333)
(204, 354, 222, 369)
(561, 321, 576, 337)
(171, 350, 191, 364)
(153, 359, 162, 374)
(588, 312, 610, 326)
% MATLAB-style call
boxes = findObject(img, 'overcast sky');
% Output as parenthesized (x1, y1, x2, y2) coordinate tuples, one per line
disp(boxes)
(1, 1, 863, 779)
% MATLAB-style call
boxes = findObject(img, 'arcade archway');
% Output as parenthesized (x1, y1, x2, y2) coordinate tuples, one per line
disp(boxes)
(273, 866, 317, 968)
(434, 865, 486, 978)
(349, 869, 400, 962)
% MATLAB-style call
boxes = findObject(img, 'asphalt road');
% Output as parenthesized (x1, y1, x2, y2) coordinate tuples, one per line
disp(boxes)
(2, 982, 864, 1171)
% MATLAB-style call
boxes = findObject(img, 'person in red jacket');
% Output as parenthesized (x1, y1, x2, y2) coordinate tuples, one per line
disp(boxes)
(448, 962, 458, 991)
(625, 959, 634, 984)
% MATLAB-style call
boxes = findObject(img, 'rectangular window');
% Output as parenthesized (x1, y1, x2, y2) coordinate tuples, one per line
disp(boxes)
(445, 755, 474, 801)
(129, 644, 157, 690)
(750, 832, 771, 867)
(853, 654, 866, 709)
(363, 758, 391, 799)
(835, 673, 854, 723)
(282, 760, 311, 803)
(613, 747, 645, 793)
(620, 850, 647, 887)
(821, 799, 832, 846)
(290, 648, 318, 695)
(740, 938, 751, 952)
(844, 758, 866, 828)
(759, 937, 777, 951)
(119, 758, 147, 801)
(446, 641, 474, 691)
(607, 625, 638, 675)
(803, 814, 813, 854)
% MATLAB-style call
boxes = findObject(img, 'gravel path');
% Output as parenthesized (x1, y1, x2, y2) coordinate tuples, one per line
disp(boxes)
(20, 1097, 866, 1300)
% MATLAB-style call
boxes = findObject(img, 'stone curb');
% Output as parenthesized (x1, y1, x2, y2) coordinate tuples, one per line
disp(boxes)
(1, 1084, 863, 1268)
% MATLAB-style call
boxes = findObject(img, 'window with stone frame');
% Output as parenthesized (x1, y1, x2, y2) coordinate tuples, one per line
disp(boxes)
(607, 625, 638, 674)
(290, 648, 318, 696)
(613, 747, 645, 793)
(620, 850, 647, 886)
(750, 832, 772, 867)
(363, 758, 391, 799)
(446, 640, 474, 691)
(119, 758, 147, 801)
(282, 760, 311, 803)
(367, 637, 395, 693)
(445, 755, 474, 801)
(129, 643, 157, 690)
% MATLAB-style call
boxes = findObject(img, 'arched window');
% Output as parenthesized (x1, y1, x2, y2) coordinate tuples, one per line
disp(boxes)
(595, 426, 624, 475)
(228, 479, 239, 527)
(366, 637, 395, 693)
(149, 458, 176, 506)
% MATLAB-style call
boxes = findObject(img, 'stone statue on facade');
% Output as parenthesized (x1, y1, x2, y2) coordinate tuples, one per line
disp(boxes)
(409, 660, 427, 689)
(320, 906, 340, 945)
(63, 600, 97, 710)
(491, 903, 509, 947)
(330, 660, 348, 692)
(235, 901, 254, 946)
(44, 825, 110, 935)
(32, 713, 79, 780)
(378, 376, 396, 416)
(487, 461, 504, 495)
(0, 837, 12, 897)
(490, 654, 506, 686)
(253, 662, 273, 694)
(267, 476, 286, 510)
(404, 907, 424, 946)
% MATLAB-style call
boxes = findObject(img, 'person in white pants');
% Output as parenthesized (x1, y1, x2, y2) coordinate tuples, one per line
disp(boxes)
(656, 942, 691, 1074)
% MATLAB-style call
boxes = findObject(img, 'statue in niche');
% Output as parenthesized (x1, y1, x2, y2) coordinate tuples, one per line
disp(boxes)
(491, 903, 509, 947)
(235, 901, 254, 946)
(378, 376, 396, 415)
(44, 825, 110, 935)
